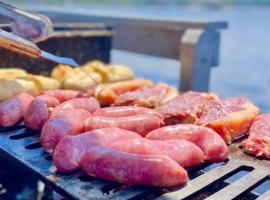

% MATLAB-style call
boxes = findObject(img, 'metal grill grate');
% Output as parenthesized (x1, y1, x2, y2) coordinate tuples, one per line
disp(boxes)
(0, 123, 269, 200)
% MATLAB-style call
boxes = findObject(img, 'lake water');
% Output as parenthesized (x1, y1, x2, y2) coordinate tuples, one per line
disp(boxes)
(79, 4, 270, 112)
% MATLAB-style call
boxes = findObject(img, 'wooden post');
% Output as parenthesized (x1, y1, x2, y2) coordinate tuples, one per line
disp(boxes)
(180, 28, 220, 92)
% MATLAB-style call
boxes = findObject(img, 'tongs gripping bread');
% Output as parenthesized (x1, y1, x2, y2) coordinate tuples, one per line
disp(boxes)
(0, 29, 41, 58)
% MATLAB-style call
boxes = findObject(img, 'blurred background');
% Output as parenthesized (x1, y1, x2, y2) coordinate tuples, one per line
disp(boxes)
(6, 0, 270, 111)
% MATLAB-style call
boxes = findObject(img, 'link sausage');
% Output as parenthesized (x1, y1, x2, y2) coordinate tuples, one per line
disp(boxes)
(84, 114, 163, 137)
(0, 93, 33, 127)
(146, 124, 228, 162)
(93, 106, 163, 119)
(53, 128, 141, 172)
(42, 89, 82, 103)
(110, 138, 204, 168)
(41, 109, 91, 153)
(80, 146, 188, 187)
(24, 95, 60, 130)
(50, 97, 100, 118)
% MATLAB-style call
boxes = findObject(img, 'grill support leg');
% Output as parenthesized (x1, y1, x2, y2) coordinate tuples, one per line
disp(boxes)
(180, 28, 220, 92)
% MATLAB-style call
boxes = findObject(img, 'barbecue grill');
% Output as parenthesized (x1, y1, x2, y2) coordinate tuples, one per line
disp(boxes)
(0, 10, 269, 200)
(0, 122, 269, 200)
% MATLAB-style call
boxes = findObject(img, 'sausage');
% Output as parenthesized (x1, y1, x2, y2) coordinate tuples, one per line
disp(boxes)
(146, 124, 228, 162)
(41, 109, 92, 153)
(80, 146, 188, 187)
(50, 97, 100, 118)
(110, 138, 204, 168)
(0, 93, 33, 127)
(24, 95, 60, 130)
(53, 128, 141, 172)
(93, 106, 163, 119)
(84, 114, 163, 137)
(42, 89, 82, 103)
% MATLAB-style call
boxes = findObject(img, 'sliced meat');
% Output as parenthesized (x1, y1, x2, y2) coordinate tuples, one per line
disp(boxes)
(198, 97, 259, 144)
(80, 146, 188, 187)
(89, 79, 153, 106)
(0, 93, 33, 127)
(242, 114, 270, 157)
(155, 91, 219, 125)
(93, 106, 163, 119)
(146, 124, 228, 162)
(42, 89, 81, 103)
(50, 97, 100, 118)
(85, 114, 163, 137)
(110, 138, 204, 168)
(114, 83, 179, 108)
(53, 128, 141, 172)
(41, 109, 92, 153)
(24, 95, 60, 130)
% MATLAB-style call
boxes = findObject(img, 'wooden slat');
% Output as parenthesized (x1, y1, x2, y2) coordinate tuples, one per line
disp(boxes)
(206, 169, 270, 200)
(256, 188, 270, 200)
(156, 162, 240, 200)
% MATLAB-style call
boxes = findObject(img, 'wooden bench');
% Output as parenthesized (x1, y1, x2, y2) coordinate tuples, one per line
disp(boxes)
(34, 9, 228, 92)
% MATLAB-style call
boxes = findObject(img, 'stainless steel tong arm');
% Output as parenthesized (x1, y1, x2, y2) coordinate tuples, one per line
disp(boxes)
(0, 1, 53, 43)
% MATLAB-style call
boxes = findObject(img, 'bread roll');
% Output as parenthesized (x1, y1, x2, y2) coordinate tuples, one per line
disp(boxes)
(26, 74, 60, 92)
(14, 79, 39, 95)
(0, 68, 27, 79)
(0, 79, 24, 102)
(63, 69, 102, 92)
(51, 64, 73, 82)
(105, 64, 134, 82)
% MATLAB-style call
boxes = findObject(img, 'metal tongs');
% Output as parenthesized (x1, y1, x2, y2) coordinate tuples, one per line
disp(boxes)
(0, 2, 100, 85)
(0, 29, 100, 85)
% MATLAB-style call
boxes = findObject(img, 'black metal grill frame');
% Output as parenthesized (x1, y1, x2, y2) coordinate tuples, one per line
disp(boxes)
(0, 123, 269, 200)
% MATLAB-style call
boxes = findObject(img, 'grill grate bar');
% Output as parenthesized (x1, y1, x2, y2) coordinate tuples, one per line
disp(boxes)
(256, 187, 270, 200)
(155, 161, 240, 200)
(0, 122, 269, 199)
(205, 168, 270, 200)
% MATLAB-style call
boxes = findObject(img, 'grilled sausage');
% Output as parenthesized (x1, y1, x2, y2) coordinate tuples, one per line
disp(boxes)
(53, 128, 141, 172)
(0, 93, 33, 127)
(41, 109, 91, 153)
(146, 124, 228, 162)
(24, 95, 60, 130)
(50, 97, 100, 118)
(93, 106, 163, 119)
(84, 114, 163, 137)
(80, 146, 188, 187)
(110, 138, 204, 168)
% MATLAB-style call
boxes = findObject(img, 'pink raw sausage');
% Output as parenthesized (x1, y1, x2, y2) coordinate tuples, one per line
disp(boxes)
(53, 128, 141, 172)
(93, 106, 163, 119)
(80, 146, 188, 187)
(50, 97, 100, 118)
(42, 89, 82, 103)
(146, 124, 228, 162)
(84, 114, 163, 137)
(24, 95, 60, 130)
(0, 93, 33, 127)
(110, 138, 204, 168)
(41, 109, 91, 153)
